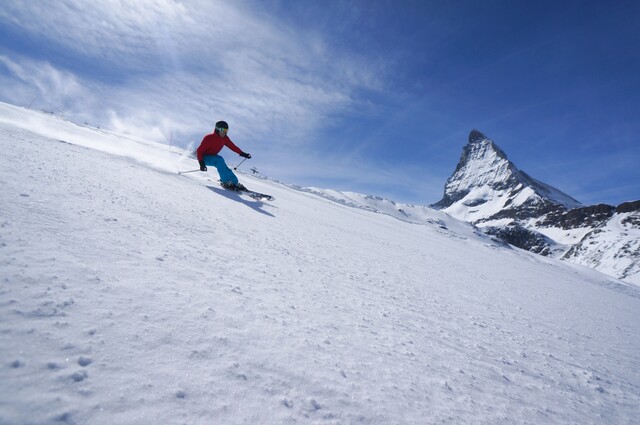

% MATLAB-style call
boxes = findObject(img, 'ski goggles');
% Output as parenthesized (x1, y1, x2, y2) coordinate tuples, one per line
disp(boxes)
(216, 127, 228, 134)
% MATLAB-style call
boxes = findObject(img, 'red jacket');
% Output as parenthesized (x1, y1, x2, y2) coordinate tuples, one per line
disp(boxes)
(196, 131, 242, 161)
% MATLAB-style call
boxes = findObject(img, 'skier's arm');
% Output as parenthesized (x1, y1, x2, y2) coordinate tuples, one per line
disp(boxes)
(196, 138, 206, 161)
(196, 137, 207, 171)
(225, 138, 244, 155)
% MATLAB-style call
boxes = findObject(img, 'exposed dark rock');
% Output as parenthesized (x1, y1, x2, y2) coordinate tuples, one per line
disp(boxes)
(463, 198, 489, 207)
(484, 224, 552, 256)
(622, 214, 640, 227)
(469, 129, 487, 144)
(539, 204, 615, 229)
(617, 200, 640, 213)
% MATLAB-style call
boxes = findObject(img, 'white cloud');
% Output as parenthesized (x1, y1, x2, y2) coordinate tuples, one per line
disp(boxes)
(0, 0, 384, 146)
(0, 55, 99, 118)
(1, 0, 198, 63)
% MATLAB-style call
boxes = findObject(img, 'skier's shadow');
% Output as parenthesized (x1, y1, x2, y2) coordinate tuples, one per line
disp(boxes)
(206, 186, 275, 217)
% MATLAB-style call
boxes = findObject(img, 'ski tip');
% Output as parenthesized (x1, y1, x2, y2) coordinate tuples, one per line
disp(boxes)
(249, 193, 275, 201)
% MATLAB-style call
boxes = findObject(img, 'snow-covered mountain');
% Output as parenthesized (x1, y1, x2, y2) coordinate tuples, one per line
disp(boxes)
(1, 102, 640, 424)
(433, 130, 640, 284)
(432, 129, 581, 219)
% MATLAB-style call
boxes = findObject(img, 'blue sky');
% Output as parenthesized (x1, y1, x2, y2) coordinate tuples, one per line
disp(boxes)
(1, 0, 638, 205)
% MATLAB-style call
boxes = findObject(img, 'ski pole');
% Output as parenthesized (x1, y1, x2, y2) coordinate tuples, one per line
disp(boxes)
(178, 169, 201, 174)
(234, 158, 248, 171)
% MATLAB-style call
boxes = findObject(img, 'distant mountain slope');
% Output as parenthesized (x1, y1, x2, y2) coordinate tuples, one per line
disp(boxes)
(433, 130, 640, 284)
(562, 204, 640, 281)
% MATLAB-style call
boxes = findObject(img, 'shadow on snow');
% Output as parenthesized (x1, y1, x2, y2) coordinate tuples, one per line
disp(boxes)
(206, 186, 275, 218)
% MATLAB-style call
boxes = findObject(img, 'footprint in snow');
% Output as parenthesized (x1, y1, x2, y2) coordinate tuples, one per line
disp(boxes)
(71, 371, 88, 382)
(78, 356, 92, 367)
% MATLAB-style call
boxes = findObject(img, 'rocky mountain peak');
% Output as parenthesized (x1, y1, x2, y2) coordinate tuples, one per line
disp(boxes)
(469, 129, 487, 144)
(433, 131, 519, 210)
(457, 131, 510, 173)
(433, 130, 580, 216)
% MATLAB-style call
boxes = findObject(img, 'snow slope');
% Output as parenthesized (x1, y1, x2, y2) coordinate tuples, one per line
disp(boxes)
(1, 103, 640, 424)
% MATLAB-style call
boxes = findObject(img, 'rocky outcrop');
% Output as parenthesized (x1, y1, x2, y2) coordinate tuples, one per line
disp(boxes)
(538, 204, 615, 229)
(617, 200, 640, 213)
(484, 224, 553, 256)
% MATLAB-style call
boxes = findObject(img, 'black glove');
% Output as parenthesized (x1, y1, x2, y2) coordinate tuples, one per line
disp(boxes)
(199, 160, 207, 172)
(240, 152, 251, 159)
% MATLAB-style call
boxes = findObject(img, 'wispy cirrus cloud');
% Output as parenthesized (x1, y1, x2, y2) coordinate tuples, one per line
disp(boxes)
(0, 55, 100, 119)
(0, 0, 385, 149)
(1, 0, 198, 68)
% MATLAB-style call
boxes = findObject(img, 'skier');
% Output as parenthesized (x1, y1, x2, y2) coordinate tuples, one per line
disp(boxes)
(197, 121, 251, 191)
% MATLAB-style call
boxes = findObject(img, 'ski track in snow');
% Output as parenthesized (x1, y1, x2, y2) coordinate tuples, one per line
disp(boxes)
(1, 106, 640, 424)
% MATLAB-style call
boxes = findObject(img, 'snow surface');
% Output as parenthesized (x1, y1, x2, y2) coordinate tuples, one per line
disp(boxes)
(2, 103, 640, 424)
(443, 186, 512, 224)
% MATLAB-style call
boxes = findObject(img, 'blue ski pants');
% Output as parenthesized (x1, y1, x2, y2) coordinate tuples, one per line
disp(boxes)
(203, 155, 238, 185)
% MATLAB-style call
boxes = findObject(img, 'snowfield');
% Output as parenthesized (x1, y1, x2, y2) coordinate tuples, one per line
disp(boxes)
(1, 103, 640, 424)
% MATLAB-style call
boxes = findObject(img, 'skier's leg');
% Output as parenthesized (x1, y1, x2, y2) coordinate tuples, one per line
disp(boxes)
(203, 155, 239, 185)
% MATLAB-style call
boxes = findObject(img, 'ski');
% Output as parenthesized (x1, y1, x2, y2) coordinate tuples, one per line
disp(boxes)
(240, 189, 274, 201)
(219, 182, 274, 201)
